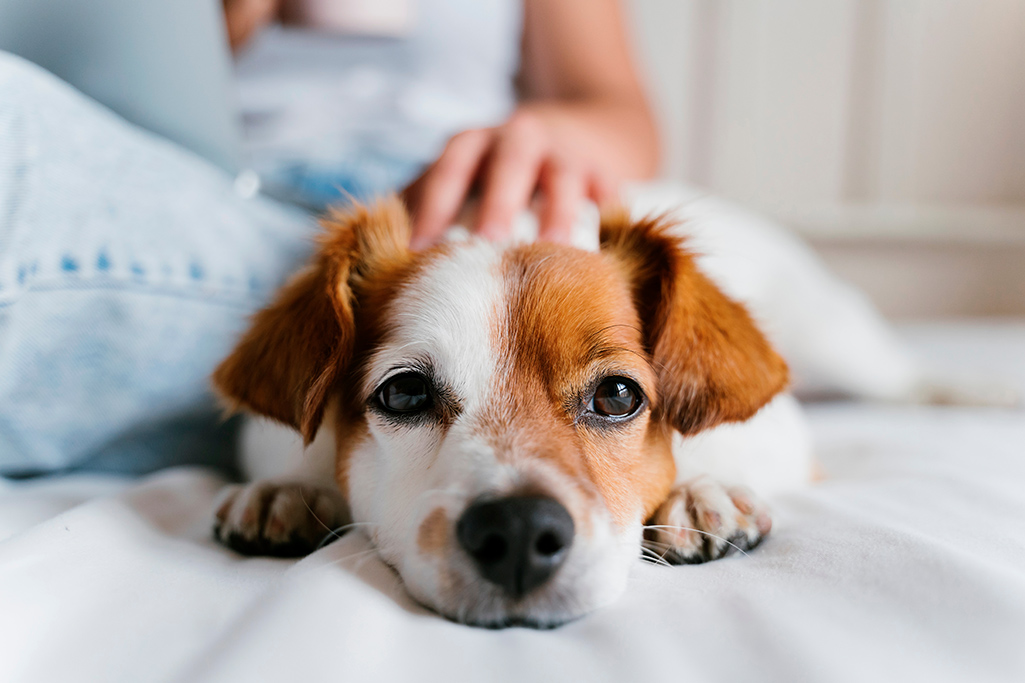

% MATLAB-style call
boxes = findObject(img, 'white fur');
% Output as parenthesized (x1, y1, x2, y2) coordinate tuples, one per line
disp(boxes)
(359, 241, 503, 407)
(673, 393, 814, 497)
(342, 239, 639, 626)
(239, 410, 336, 483)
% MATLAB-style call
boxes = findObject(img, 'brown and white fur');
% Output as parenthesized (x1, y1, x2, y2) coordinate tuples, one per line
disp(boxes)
(211, 198, 813, 628)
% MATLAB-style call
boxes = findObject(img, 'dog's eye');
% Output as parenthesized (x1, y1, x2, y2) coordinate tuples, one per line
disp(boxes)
(591, 377, 641, 418)
(378, 373, 432, 413)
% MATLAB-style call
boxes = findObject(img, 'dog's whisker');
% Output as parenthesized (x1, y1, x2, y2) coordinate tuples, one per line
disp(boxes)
(641, 538, 679, 549)
(297, 488, 337, 538)
(638, 546, 673, 568)
(297, 488, 380, 549)
(322, 548, 380, 569)
(330, 521, 380, 532)
(641, 553, 672, 569)
(643, 524, 751, 557)
(295, 547, 382, 579)
(640, 538, 674, 564)
(348, 549, 384, 574)
(640, 539, 680, 562)
(314, 521, 380, 550)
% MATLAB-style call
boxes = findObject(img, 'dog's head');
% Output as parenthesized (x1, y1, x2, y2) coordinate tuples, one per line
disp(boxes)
(213, 199, 786, 627)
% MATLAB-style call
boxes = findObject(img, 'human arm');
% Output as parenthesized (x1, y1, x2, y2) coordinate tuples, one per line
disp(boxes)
(222, 0, 281, 52)
(404, 0, 659, 248)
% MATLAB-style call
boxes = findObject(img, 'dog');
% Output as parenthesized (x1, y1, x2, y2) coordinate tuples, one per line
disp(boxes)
(211, 197, 813, 628)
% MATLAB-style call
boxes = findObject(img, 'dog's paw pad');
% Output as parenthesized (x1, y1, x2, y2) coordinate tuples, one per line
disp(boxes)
(213, 482, 347, 558)
(644, 478, 771, 565)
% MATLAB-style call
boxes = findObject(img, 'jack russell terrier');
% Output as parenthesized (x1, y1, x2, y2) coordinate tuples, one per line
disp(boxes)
(211, 198, 813, 628)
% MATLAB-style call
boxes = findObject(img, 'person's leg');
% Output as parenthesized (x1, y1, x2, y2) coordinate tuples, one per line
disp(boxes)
(0, 52, 318, 477)
(256, 153, 424, 213)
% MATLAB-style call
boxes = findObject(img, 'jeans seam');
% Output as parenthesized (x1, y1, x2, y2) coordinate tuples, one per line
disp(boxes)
(0, 276, 265, 310)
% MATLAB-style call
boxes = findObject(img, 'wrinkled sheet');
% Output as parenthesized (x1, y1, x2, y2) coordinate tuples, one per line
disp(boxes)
(1, 321, 1024, 683)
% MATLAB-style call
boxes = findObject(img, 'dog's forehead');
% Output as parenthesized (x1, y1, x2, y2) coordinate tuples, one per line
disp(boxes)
(363, 240, 504, 404)
(362, 240, 645, 399)
(501, 244, 646, 371)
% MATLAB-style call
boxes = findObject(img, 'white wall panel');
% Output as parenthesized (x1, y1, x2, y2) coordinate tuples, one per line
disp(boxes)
(869, 0, 1025, 203)
(624, 0, 698, 182)
(627, 0, 1025, 207)
(703, 0, 860, 208)
(625, 0, 1025, 316)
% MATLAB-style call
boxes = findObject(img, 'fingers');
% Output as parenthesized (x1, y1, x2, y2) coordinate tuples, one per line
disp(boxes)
(537, 159, 585, 245)
(406, 110, 621, 250)
(408, 129, 493, 250)
(587, 171, 620, 208)
(475, 113, 547, 241)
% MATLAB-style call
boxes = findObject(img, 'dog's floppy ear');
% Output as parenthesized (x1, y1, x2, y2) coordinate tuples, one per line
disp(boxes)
(600, 211, 788, 435)
(212, 198, 411, 444)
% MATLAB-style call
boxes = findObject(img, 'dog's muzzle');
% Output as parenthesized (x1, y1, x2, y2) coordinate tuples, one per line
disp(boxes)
(456, 495, 575, 599)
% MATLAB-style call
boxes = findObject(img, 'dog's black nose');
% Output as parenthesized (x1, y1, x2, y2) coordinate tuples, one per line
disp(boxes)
(456, 496, 575, 599)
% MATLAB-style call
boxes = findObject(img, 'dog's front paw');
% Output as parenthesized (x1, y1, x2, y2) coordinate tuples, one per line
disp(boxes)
(644, 477, 772, 565)
(213, 481, 348, 558)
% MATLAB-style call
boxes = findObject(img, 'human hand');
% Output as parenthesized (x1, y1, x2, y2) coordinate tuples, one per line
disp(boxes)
(223, 0, 280, 51)
(402, 107, 619, 250)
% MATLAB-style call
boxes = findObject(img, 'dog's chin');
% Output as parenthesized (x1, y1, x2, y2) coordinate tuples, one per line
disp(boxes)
(444, 613, 583, 630)
(410, 586, 600, 630)
(395, 552, 635, 630)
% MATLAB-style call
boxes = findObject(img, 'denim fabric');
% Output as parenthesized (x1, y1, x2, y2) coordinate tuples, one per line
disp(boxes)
(0, 53, 320, 477)
(257, 152, 424, 213)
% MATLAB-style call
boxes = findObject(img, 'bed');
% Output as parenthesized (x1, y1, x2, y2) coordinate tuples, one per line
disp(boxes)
(1, 319, 1024, 683)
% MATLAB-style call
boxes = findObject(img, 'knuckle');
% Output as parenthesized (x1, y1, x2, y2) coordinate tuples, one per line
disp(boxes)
(548, 194, 578, 221)
(428, 162, 471, 187)
(506, 109, 543, 138)
(494, 149, 534, 173)
(446, 128, 489, 153)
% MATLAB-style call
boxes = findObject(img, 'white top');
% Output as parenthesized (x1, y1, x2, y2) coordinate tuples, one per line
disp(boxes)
(233, 0, 521, 202)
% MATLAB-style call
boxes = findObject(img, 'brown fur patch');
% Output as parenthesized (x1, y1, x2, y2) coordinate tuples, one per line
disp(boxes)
(417, 507, 450, 558)
(211, 262, 346, 443)
(599, 210, 789, 435)
(212, 196, 420, 441)
(331, 404, 369, 502)
(479, 212, 788, 529)
(483, 244, 676, 527)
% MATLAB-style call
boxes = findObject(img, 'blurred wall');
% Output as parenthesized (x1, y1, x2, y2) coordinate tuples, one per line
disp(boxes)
(625, 0, 1025, 318)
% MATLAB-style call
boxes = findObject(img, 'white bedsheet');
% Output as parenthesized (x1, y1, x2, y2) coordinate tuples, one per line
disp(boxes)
(2, 321, 1024, 683)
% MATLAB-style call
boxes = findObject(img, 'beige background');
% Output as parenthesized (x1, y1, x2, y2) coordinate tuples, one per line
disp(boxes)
(625, 0, 1025, 317)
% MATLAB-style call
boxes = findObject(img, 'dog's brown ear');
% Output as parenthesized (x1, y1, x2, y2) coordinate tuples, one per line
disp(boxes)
(600, 210, 788, 435)
(212, 198, 411, 444)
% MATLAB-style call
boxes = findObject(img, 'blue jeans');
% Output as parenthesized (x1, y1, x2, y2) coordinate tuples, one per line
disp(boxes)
(257, 155, 425, 212)
(0, 53, 322, 477)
